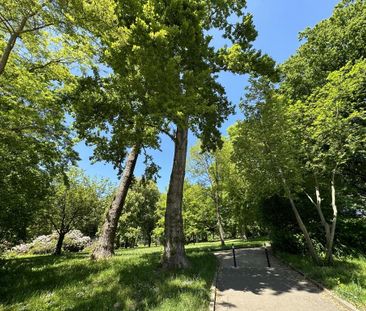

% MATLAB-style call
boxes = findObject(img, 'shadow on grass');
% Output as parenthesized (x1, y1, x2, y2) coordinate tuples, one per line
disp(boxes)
(277, 252, 364, 290)
(0, 250, 217, 311)
(277, 252, 366, 309)
(0, 253, 102, 303)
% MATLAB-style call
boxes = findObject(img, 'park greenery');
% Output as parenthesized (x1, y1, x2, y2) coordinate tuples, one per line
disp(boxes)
(0, 0, 365, 310)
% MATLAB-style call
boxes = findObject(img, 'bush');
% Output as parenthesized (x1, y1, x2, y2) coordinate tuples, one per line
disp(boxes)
(0, 240, 12, 257)
(9, 230, 92, 255)
(63, 230, 91, 252)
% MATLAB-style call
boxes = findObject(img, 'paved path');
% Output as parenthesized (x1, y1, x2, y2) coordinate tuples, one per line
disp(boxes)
(214, 248, 347, 311)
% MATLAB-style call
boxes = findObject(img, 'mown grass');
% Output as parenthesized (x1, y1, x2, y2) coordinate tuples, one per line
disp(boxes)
(277, 252, 366, 310)
(0, 238, 265, 311)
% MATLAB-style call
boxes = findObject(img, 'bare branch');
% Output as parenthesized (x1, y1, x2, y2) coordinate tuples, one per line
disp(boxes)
(304, 191, 317, 207)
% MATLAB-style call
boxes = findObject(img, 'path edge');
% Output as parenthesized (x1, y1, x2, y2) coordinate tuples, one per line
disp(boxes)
(209, 256, 221, 311)
(273, 253, 360, 311)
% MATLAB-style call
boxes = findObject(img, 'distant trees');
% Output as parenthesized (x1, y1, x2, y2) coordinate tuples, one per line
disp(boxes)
(188, 141, 229, 246)
(182, 182, 216, 243)
(45, 168, 111, 255)
(117, 179, 160, 248)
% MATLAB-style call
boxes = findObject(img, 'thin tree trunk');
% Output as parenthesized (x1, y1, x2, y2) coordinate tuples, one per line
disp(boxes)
(91, 146, 139, 260)
(326, 169, 338, 264)
(213, 161, 225, 246)
(279, 169, 320, 263)
(215, 192, 226, 247)
(147, 235, 152, 247)
(0, 15, 28, 75)
(54, 232, 66, 255)
(306, 176, 331, 262)
(162, 124, 189, 269)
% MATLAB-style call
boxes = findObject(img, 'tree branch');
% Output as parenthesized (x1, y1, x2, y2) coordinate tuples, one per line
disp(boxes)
(304, 191, 317, 207)
(20, 22, 53, 34)
(0, 13, 15, 33)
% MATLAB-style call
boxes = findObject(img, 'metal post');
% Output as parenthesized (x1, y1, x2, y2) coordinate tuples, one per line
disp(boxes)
(232, 244, 237, 267)
(265, 247, 271, 267)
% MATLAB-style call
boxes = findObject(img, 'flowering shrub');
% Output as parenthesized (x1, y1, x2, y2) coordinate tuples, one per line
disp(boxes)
(10, 230, 92, 255)
(63, 230, 91, 252)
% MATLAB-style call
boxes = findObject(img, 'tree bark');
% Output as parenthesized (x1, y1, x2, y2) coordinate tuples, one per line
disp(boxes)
(147, 234, 152, 247)
(162, 124, 190, 269)
(0, 15, 28, 75)
(91, 146, 139, 260)
(214, 188, 225, 247)
(54, 231, 66, 255)
(326, 169, 338, 264)
(212, 160, 225, 246)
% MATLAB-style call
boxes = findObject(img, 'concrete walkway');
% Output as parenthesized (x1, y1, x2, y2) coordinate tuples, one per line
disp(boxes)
(214, 248, 347, 311)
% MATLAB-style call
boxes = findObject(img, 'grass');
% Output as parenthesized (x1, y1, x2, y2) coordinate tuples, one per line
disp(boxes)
(277, 252, 366, 310)
(0, 238, 266, 311)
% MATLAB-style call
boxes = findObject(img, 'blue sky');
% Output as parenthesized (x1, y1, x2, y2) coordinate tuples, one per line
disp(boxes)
(75, 0, 339, 192)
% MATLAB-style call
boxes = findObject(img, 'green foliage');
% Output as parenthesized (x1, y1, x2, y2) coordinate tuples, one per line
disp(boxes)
(229, 0, 366, 260)
(0, 0, 113, 243)
(182, 182, 216, 242)
(118, 179, 160, 247)
(187, 138, 263, 240)
(44, 167, 112, 239)
(281, 0, 366, 99)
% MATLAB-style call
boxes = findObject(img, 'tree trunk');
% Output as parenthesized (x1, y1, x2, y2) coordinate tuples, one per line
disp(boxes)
(279, 170, 320, 264)
(147, 235, 152, 247)
(212, 160, 226, 246)
(162, 124, 190, 269)
(326, 170, 338, 264)
(91, 146, 139, 260)
(54, 232, 66, 255)
(215, 191, 226, 247)
(0, 15, 28, 75)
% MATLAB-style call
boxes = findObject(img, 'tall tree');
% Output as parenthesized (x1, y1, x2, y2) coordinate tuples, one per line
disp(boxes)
(287, 60, 366, 263)
(230, 78, 320, 263)
(69, 75, 162, 259)
(73, 0, 276, 267)
(188, 141, 227, 246)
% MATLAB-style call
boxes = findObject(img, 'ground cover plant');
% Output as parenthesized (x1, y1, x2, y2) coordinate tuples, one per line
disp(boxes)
(277, 252, 366, 310)
(0, 239, 263, 311)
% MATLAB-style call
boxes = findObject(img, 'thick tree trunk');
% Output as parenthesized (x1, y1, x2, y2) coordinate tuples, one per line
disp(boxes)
(279, 170, 320, 264)
(54, 232, 66, 255)
(91, 146, 139, 260)
(162, 124, 189, 269)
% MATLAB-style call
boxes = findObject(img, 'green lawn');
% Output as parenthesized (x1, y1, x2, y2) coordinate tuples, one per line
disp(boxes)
(0, 238, 266, 311)
(277, 252, 366, 310)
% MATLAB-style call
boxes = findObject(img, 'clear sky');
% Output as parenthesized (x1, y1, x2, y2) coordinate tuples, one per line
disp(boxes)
(75, 0, 339, 192)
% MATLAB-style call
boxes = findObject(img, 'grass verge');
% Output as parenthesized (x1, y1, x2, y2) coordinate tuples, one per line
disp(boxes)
(277, 252, 366, 310)
(0, 238, 265, 311)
